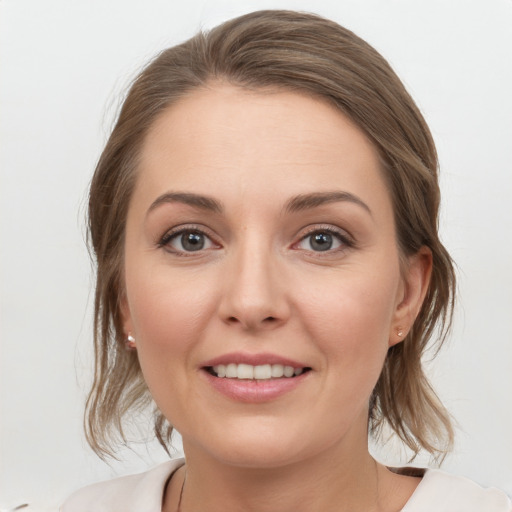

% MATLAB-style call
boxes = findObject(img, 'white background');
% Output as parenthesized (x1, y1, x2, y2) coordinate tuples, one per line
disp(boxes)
(1, 0, 511, 509)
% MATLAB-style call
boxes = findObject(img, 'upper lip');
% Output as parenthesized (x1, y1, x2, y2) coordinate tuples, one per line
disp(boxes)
(200, 352, 310, 369)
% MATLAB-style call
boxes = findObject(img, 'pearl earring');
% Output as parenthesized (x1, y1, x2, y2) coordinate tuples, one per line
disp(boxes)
(125, 333, 136, 350)
(397, 328, 404, 338)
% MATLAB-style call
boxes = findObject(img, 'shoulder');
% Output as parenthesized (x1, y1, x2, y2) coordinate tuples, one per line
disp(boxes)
(60, 459, 184, 512)
(403, 469, 512, 512)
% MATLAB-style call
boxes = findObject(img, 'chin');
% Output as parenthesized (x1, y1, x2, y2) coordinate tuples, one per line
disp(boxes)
(183, 414, 350, 470)
(206, 440, 308, 470)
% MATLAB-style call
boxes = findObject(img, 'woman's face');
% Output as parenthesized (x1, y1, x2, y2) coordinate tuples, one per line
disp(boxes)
(122, 84, 429, 468)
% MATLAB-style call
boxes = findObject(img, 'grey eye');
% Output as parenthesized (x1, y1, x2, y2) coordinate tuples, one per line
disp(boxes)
(309, 232, 333, 251)
(297, 231, 343, 252)
(180, 232, 206, 251)
(165, 230, 215, 253)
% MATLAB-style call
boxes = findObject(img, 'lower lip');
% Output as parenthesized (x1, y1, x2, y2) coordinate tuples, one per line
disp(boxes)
(201, 370, 309, 403)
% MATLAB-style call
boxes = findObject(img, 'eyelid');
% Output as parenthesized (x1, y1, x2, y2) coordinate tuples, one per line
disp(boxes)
(157, 224, 221, 254)
(292, 224, 355, 251)
(156, 223, 354, 255)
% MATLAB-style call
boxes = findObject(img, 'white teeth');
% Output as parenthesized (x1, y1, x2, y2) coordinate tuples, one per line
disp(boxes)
(226, 363, 237, 378)
(283, 366, 295, 378)
(237, 364, 254, 379)
(253, 364, 271, 380)
(271, 364, 284, 378)
(211, 363, 305, 380)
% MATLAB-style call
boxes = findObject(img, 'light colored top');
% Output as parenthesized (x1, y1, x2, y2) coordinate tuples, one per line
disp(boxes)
(61, 458, 512, 512)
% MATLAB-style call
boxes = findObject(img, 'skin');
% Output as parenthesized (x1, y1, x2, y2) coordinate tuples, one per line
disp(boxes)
(121, 83, 432, 512)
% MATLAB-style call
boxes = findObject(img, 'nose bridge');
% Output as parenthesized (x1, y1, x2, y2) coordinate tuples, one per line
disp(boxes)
(219, 231, 288, 329)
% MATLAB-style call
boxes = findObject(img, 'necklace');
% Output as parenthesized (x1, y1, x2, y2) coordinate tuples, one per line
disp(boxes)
(174, 461, 386, 512)
(175, 471, 186, 512)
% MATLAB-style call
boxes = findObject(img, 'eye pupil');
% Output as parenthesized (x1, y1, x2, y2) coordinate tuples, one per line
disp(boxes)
(310, 232, 332, 251)
(181, 232, 205, 251)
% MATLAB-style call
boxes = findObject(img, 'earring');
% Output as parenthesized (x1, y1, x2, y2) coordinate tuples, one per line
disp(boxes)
(125, 333, 136, 350)
(397, 328, 404, 338)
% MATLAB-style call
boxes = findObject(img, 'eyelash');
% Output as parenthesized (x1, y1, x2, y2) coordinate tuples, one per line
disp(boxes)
(294, 225, 354, 254)
(157, 225, 218, 256)
(157, 224, 354, 255)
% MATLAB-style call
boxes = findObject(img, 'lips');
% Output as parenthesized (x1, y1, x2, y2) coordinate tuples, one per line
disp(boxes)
(200, 353, 312, 402)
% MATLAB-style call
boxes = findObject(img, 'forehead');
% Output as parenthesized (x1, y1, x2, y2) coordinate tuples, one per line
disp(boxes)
(136, 83, 391, 215)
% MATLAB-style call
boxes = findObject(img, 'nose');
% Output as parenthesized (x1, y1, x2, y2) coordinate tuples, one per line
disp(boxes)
(217, 242, 290, 331)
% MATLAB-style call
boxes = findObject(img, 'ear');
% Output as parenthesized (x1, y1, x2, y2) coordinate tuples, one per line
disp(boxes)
(389, 246, 432, 347)
(120, 291, 134, 338)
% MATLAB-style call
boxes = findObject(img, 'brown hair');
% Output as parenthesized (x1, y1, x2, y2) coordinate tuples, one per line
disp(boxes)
(86, 9, 455, 461)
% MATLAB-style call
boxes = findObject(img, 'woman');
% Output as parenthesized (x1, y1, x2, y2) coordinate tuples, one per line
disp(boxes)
(62, 10, 511, 512)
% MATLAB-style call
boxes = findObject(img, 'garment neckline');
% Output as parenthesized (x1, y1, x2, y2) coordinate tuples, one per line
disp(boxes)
(159, 460, 431, 511)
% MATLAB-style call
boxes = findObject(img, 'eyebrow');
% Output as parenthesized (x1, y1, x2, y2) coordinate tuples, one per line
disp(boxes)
(148, 192, 223, 214)
(284, 191, 372, 216)
(147, 190, 371, 216)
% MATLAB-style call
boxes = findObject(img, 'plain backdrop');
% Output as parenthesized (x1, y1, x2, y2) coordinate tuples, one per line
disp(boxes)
(1, 0, 511, 509)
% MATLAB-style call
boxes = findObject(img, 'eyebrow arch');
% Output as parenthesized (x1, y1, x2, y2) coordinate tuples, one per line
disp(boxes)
(148, 192, 223, 214)
(147, 190, 371, 217)
(285, 191, 372, 216)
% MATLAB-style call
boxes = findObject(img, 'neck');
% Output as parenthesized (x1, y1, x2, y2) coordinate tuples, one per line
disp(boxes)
(169, 432, 396, 512)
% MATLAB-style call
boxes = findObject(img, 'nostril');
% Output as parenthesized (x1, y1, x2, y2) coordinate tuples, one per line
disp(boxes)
(225, 315, 279, 328)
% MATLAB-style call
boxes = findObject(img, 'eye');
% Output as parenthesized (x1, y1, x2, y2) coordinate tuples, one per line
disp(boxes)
(159, 228, 217, 254)
(295, 228, 351, 253)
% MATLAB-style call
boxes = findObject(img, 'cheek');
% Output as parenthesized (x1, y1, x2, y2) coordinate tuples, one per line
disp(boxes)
(124, 267, 219, 399)
(127, 267, 213, 341)
(299, 264, 400, 370)
(124, 270, 219, 426)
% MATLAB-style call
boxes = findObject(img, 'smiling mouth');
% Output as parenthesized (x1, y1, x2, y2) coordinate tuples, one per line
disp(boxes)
(205, 363, 312, 380)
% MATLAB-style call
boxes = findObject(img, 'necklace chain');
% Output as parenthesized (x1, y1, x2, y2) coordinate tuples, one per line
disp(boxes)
(174, 461, 385, 512)
(175, 471, 186, 512)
